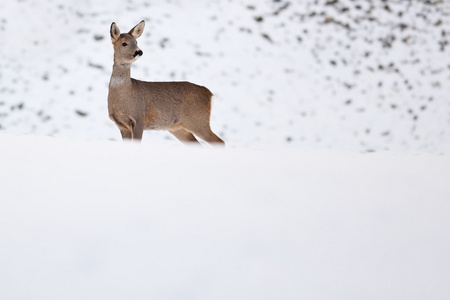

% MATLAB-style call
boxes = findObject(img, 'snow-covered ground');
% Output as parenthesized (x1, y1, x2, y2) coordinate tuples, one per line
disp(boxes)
(1, 133, 450, 299)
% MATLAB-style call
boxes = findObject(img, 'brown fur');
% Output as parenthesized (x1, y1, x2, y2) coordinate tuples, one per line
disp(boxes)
(107, 21, 224, 146)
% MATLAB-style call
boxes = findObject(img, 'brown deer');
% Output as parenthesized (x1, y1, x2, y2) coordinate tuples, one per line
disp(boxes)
(108, 20, 225, 146)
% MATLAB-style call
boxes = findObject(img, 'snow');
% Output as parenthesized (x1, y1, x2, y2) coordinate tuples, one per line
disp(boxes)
(1, 0, 450, 152)
(1, 133, 450, 299)
(1, 0, 450, 299)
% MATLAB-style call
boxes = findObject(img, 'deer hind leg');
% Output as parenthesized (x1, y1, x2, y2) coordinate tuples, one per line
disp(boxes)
(169, 128, 200, 145)
(189, 124, 225, 147)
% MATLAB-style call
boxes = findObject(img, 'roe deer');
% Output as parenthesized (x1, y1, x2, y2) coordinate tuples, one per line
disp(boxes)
(108, 20, 224, 146)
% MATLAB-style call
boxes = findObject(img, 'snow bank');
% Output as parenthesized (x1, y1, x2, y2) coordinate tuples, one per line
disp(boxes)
(1, 133, 449, 299)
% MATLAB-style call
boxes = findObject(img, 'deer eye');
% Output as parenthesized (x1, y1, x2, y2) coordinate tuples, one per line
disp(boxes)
(122, 42, 128, 47)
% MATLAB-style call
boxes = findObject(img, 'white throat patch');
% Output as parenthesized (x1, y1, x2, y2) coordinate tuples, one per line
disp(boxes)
(109, 76, 126, 87)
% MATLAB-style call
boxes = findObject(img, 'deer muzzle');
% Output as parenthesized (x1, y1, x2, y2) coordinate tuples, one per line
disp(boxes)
(134, 50, 143, 58)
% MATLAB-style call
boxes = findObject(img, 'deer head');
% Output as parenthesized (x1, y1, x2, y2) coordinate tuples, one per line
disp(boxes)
(110, 20, 145, 65)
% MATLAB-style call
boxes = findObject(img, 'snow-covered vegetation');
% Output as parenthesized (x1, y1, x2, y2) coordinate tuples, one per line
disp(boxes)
(1, 0, 449, 151)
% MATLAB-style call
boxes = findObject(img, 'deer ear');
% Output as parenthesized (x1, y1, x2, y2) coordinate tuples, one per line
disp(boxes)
(129, 20, 145, 39)
(110, 22, 121, 42)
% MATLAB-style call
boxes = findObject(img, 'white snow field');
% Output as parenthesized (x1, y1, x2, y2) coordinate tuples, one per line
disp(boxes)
(1, 133, 450, 300)
(1, 0, 450, 299)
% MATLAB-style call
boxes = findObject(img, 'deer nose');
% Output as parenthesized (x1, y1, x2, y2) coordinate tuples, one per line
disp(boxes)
(134, 50, 143, 57)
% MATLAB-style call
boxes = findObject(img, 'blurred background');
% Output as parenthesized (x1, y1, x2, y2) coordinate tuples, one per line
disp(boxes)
(0, 0, 449, 152)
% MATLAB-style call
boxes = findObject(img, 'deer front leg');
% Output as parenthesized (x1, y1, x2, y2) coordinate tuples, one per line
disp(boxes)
(132, 122, 144, 141)
(112, 114, 140, 141)
(120, 128, 132, 140)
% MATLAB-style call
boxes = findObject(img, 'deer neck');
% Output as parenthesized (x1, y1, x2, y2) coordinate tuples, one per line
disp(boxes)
(110, 62, 132, 87)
